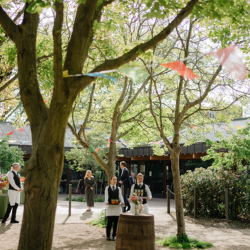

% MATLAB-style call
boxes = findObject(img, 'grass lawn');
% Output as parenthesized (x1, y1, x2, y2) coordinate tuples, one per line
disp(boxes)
(157, 235, 213, 249)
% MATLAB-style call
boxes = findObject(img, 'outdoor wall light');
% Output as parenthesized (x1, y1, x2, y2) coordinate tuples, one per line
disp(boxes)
(166, 166, 169, 171)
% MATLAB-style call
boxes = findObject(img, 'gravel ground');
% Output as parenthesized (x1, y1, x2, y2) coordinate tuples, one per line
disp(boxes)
(1, 195, 249, 250)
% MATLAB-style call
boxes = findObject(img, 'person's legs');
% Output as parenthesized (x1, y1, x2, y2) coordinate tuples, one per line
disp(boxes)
(123, 188, 131, 212)
(86, 191, 91, 211)
(2, 203, 13, 223)
(11, 203, 19, 223)
(112, 216, 119, 238)
(123, 188, 127, 212)
(106, 216, 113, 240)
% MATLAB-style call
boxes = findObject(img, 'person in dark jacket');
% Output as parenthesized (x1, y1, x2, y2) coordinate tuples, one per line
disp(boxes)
(128, 173, 135, 197)
(84, 170, 96, 211)
(119, 161, 131, 212)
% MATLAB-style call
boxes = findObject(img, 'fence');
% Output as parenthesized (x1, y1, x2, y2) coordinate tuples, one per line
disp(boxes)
(166, 185, 241, 222)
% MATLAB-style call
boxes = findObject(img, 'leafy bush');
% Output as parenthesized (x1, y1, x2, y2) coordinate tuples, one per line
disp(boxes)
(0, 136, 25, 174)
(181, 167, 250, 219)
(88, 209, 107, 228)
(94, 197, 105, 202)
(65, 196, 105, 202)
(157, 235, 213, 249)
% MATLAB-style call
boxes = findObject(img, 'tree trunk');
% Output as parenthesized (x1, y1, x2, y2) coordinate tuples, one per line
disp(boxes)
(17, 90, 75, 249)
(171, 151, 186, 236)
(18, 124, 66, 249)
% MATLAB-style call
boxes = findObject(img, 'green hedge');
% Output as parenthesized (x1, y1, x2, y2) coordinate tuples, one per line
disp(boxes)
(181, 167, 250, 219)
(65, 196, 105, 202)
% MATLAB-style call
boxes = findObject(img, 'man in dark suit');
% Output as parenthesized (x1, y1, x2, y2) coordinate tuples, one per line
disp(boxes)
(129, 173, 135, 196)
(119, 161, 131, 212)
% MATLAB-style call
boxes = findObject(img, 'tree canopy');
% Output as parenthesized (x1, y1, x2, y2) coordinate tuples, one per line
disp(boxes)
(1, 0, 250, 248)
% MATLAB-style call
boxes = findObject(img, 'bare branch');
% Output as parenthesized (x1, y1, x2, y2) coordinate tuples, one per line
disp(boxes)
(0, 73, 18, 92)
(79, 83, 96, 136)
(121, 108, 150, 124)
(68, 122, 110, 173)
(121, 77, 150, 114)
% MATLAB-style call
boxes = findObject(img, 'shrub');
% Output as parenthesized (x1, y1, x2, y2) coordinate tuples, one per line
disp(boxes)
(94, 197, 105, 202)
(76, 196, 84, 202)
(88, 209, 107, 228)
(157, 235, 213, 249)
(181, 167, 250, 219)
(65, 197, 104, 202)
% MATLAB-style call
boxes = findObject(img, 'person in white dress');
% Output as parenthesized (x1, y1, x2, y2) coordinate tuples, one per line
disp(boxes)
(105, 176, 124, 241)
(130, 173, 152, 214)
(2, 163, 23, 224)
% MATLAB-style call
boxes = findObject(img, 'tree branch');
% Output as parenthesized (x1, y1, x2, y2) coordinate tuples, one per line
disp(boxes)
(64, 0, 99, 74)
(13, 5, 25, 23)
(121, 76, 150, 114)
(0, 73, 18, 92)
(178, 65, 222, 127)
(68, 122, 110, 173)
(117, 130, 130, 141)
(53, 1, 64, 90)
(71, 0, 199, 92)
(0, 5, 20, 43)
(79, 84, 96, 136)
(90, 0, 199, 73)
(121, 108, 150, 124)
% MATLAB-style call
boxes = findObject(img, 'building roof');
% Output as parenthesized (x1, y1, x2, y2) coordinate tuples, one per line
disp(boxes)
(119, 117, 250, 157)
(0, 122, 90, 154)
(0, 121, 127, 155)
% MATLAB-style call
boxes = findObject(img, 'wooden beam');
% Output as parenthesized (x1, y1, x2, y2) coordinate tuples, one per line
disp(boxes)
(150, 155, 171, 160)
(116, 157, 131, 161)
(131, 156, 150, 161)
(179, 154, 194, 160)
(24, 154, 31, 158)
(192, 153, 207, 159)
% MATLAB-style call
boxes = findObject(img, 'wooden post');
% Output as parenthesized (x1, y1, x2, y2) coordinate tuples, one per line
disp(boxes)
(163, 161, 166, 199)
(194, 187, 197, 218)
(69, 184, 72, 216)
(167, 185, 170, 213)
(225, 188, 229, 223)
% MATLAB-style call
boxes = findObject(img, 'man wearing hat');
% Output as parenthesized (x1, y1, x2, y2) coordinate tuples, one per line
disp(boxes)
(2, 163, 23, 224)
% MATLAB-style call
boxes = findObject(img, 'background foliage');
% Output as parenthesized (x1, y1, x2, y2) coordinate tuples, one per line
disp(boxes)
(0, 135, 25, 174)
(181, 167, 250, 219)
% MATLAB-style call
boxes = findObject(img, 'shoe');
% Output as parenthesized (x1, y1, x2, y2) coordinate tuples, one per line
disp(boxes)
(107, 236, 111, 241)
(10, 220, 19, 223)
(112, 236, 116, 241)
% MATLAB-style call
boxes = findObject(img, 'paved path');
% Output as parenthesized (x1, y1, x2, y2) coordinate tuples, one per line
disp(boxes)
(1, 195, 250, 250)
(12, 195, 175, 224)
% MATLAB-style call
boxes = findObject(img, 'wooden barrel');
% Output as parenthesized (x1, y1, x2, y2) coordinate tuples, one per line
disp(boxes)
(116, 213, 155, 250)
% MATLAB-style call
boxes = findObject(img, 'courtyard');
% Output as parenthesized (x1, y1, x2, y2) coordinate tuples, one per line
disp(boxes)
(1, 195, 249, 250)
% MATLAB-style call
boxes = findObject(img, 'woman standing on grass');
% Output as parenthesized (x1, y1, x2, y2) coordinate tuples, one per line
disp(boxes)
(84, 170, 96, 211)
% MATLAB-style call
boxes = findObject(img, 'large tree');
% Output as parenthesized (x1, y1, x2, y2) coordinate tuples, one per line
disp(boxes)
(0, 0, 249, 249)
(147, 18, 250, 236)
(0, 0, 202, 249)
